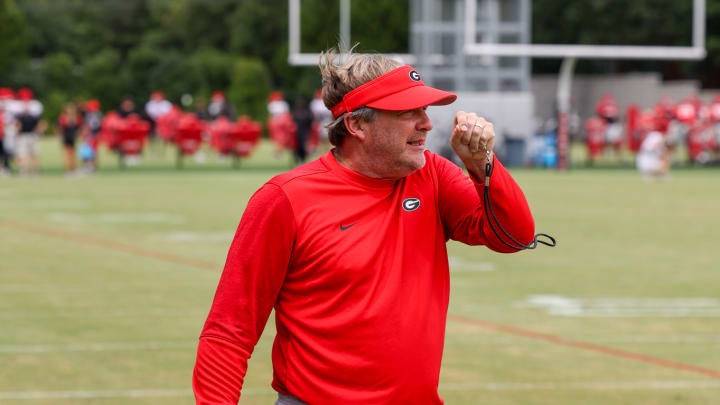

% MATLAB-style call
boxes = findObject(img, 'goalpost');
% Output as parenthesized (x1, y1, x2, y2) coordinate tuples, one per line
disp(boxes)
(462, 0, 707, 169)
(288, 0, 707, 170)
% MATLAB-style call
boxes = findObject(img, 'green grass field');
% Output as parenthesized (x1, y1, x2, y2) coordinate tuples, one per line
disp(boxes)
(1, 137, 719, 404)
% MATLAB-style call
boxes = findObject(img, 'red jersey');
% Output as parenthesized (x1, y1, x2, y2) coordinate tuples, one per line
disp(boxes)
(711, 101, 720, 123)
(58, 113, 82, 129)
(674, 101, 697, 124)
(595, 96, 619, 121)
(193, 150, 535, 404)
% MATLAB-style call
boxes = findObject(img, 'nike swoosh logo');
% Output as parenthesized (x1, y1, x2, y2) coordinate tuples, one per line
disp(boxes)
(339, 223, 355, 231)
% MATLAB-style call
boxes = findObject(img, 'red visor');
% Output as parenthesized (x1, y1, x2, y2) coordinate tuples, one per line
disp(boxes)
(330, 65, 456, 119)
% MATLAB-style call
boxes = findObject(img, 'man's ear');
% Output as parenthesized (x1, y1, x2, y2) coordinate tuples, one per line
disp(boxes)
(343, 114, 368, 141)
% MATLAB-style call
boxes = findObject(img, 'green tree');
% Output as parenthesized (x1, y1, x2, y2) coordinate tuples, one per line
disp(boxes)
(43, 52, 78, 95)
(530, 0, 719, 83)
(350, 0, 409, 53)
(43, 89, 70, 125)
(0, 0, 28, 77)
(16, 0, 117, 60)
(83, 49, 128, 110)
(192, 48, 234, 98)
(127, 43, 204, 103)
(146, 51, 204, 104)
(5, 60, 46, 96)
(229, 0, 288, 88)
(229, 57, 271, 122)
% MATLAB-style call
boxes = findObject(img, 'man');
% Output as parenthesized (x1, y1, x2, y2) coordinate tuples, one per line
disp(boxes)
(636, 127, 670, 181)
(193, 50, 535, 405)
(145, 91, 173, 140)
(208, 90, 235, 121)
(291, 96, 313, 164)
(310, 88, 332, 148)
(145, 91, 173, 122)
(15, 90, 44, 175)
(117, 96, 140, 118)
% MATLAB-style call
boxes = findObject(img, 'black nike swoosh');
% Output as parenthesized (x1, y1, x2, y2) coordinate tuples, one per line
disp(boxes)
(339, 223, 355, 231)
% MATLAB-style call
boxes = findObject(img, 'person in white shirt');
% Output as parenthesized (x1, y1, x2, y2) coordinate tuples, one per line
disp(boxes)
(637, 130, 670, 180)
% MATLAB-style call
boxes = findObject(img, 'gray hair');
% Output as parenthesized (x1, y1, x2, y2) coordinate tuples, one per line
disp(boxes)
(318, 48, 402, 145)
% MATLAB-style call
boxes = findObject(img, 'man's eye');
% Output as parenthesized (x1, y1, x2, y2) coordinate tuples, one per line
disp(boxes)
(400, 108, 422, 116)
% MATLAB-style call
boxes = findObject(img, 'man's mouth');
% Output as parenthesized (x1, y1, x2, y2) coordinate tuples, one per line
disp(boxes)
(407, 139, 425, 147)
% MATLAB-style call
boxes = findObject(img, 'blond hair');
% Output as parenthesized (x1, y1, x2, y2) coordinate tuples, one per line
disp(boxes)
(318, 48, 402, 145)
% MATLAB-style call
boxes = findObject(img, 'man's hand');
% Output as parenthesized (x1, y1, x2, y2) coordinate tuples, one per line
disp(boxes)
(450, 111, 495, 179)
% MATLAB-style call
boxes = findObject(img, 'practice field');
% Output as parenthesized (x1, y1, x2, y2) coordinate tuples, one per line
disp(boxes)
(1, 137, 719, 404)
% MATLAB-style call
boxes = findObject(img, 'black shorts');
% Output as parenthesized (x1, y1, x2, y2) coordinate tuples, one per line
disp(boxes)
(63, 135, 77, 148)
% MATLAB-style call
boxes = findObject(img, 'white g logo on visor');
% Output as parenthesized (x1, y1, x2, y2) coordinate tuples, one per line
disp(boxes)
(408, 70, 421, 82)
(402, 198, 421, 212)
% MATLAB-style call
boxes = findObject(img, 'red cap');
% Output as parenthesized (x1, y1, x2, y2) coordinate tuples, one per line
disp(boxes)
(330, 65, 456, 119)
(212, 90, 225, 100)
(151, 91, 165, 100)
(85, 99, 100, 111)
(0, 88, 14, 100)
(268, 91, 284, 101)
(18, 88, 34, 101)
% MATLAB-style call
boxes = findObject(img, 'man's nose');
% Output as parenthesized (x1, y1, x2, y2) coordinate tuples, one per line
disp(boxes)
(417, 109, 433, 132)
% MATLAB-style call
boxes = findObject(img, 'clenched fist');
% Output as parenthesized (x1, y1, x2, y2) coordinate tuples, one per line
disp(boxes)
(450, 111, 494, 179)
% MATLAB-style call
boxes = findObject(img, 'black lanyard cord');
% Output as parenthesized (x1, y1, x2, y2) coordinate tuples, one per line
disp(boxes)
(483, 160, 557, 250)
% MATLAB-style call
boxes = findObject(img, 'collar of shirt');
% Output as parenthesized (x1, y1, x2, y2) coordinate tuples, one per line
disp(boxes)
(321, 149, 400, 191)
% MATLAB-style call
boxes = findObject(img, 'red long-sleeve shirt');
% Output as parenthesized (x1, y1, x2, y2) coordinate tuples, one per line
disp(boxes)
(194, 150, 534, 404)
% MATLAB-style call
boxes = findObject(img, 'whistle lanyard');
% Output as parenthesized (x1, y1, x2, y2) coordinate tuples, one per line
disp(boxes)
(483, 151, 557, 250)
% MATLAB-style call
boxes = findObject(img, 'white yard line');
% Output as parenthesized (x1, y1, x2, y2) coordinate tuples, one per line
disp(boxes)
(0, 389, 194, 400)
(0, 199, 89, 209)
(0, 285, 89, 293)
(0, 341, 196, 353)
(47, 212, 185, 225)
(0, 284, 134, 293)
(1, 381, 718, 399)
(0, 308, 206, 320)
(448, 256, 496, 272)
(0, 387, 274, 400)
(520, 295, 720, 317)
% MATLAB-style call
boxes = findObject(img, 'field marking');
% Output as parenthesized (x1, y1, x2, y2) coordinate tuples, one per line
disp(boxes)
(0, 284, 134, 293)
(48, 212, 185, 224)
(449, 256, 496, 272)
(0, 199, 90, 210)
(0, 308, 206, 320)
(0, 387, 273, 399)
(455, 334, 720, 344)
(438, 379, 720, 391)
(448, 314, 720, 379)
(521, 295, 720, 317)
(2, 380, 719, 399)
(0, 219, 218, 271)
(0, 389, 195, 400)
(4, 220, 719, 380)
(0, 284, 93, 293)
(0, 341, 196, 353)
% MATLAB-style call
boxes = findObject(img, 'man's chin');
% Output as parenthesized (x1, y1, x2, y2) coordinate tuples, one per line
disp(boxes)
(404, 153, 426, 173)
